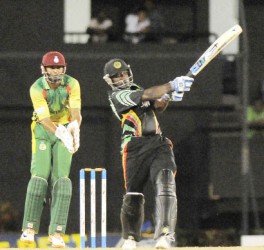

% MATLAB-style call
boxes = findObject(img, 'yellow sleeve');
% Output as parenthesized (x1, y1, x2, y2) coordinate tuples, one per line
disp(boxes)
(69, 80, 81, 109)
(30, 86, 50, 120)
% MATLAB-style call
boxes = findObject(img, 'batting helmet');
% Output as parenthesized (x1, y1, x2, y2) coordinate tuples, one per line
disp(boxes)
(104, 58, 130, 77)
(103, 58, 133, 90)
(42, 51, 66, 67)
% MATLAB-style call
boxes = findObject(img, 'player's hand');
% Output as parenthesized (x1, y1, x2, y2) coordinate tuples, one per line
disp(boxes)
(67, 120, 80, 153)
(171, 91, 184, 101)
(169, 76, 194, 92)
(182, 76, 194, 91)
(55, 124, 74, 154)
(158, 93, 171, 102)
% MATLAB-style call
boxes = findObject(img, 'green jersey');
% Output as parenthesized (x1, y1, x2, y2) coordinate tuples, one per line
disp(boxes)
(30, 74, 81, 125)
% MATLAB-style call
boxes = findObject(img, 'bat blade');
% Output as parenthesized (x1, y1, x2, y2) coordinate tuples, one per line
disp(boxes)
(186, 24, 243, 77)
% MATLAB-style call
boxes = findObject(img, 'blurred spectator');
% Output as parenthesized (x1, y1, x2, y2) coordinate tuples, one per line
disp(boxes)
(144, 0, 164, 42)
(247, 98, 264, 138)
(0, 201, 19, 232)
(123, 7, 150, 44)
(86, 10, 113, 43)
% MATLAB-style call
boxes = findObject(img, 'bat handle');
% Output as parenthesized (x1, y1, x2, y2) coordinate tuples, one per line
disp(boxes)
(186, 71, 194, 78)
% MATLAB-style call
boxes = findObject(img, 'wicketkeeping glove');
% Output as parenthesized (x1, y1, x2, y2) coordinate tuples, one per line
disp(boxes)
(67, 120, 80, 153)
(55, 124, 74, 154)
(169, 76, 194, 92)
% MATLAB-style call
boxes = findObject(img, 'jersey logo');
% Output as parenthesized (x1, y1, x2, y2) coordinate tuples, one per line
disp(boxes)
(54, 56, 60, 63)
(115, 90, 137, 106)
(114, 61, 122, 69)
(39, 141, 47, 151)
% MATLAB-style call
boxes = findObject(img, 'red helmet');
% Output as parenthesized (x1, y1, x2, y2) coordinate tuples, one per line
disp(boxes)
(42, 51, 66, 67)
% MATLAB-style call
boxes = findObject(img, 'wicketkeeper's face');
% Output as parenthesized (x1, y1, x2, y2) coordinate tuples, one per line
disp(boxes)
(44, 66, 65, 84)
(46, 66, 64, 74)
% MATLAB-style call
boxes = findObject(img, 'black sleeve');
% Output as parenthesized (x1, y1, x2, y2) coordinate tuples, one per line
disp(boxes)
(109, 89, 144, 114)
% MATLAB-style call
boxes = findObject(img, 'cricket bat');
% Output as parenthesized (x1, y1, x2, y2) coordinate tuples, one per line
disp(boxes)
(186, 24, 243, 77)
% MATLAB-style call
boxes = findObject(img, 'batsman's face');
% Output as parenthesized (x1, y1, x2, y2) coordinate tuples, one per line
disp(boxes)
(112, 71, 129, 84)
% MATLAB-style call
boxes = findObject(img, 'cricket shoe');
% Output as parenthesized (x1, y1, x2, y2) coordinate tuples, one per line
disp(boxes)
(122, 235, 137, 249)
(49, 233, 65, 248)
(20, 228, 35, 243)
(155, 232, 175, 249)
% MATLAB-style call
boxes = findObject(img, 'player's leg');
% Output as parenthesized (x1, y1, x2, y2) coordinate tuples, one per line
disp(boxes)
(48, 140, 72, 248)
(153, 169, 177, 249)
(21, 176, 48, 242)
(21, 123, 52, 242)
(150, 138, 177, 249)
(48, 177, 72, 248)
(121, 193, 145, 241)
(120, 142, 149, 249)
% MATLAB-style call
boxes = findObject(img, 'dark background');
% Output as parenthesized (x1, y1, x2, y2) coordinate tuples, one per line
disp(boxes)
(1, 0, 264, 246)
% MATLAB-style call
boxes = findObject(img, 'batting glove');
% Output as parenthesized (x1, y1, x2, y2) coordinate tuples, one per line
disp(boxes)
(55, 124, 74, 154)
(169, 76, 194, 92)
(67, 120, 80, 153)
(182, 76, 194, 91)
(171, 91, 184, 102)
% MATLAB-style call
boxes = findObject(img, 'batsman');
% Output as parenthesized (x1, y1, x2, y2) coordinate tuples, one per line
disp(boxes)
(20, 51, 82, 248)
(103, 58, 194, 249)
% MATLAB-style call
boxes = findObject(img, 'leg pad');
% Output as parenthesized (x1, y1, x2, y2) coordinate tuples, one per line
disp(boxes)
(120, 192, 145, 241)
(49, 177, 72, 234)
(22, 176, 48, 232)
(154, 169, 177, 239)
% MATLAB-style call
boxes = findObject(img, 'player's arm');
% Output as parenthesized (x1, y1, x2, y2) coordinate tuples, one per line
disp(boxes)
(40, 117, 57, 134)
(67, 79, 82, 152)
(141, 76, 194, 102)
(30, 86, 57, 134)
(141, 83, 171, 101)
(70, 108, 82, 126)
(40, 116, 74, 154)
(153, 94, 170, 112)
(68, 79, 81, 125)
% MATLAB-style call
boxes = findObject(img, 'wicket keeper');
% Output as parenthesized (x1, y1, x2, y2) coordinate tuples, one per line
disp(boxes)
(20, 51, 82, 248)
